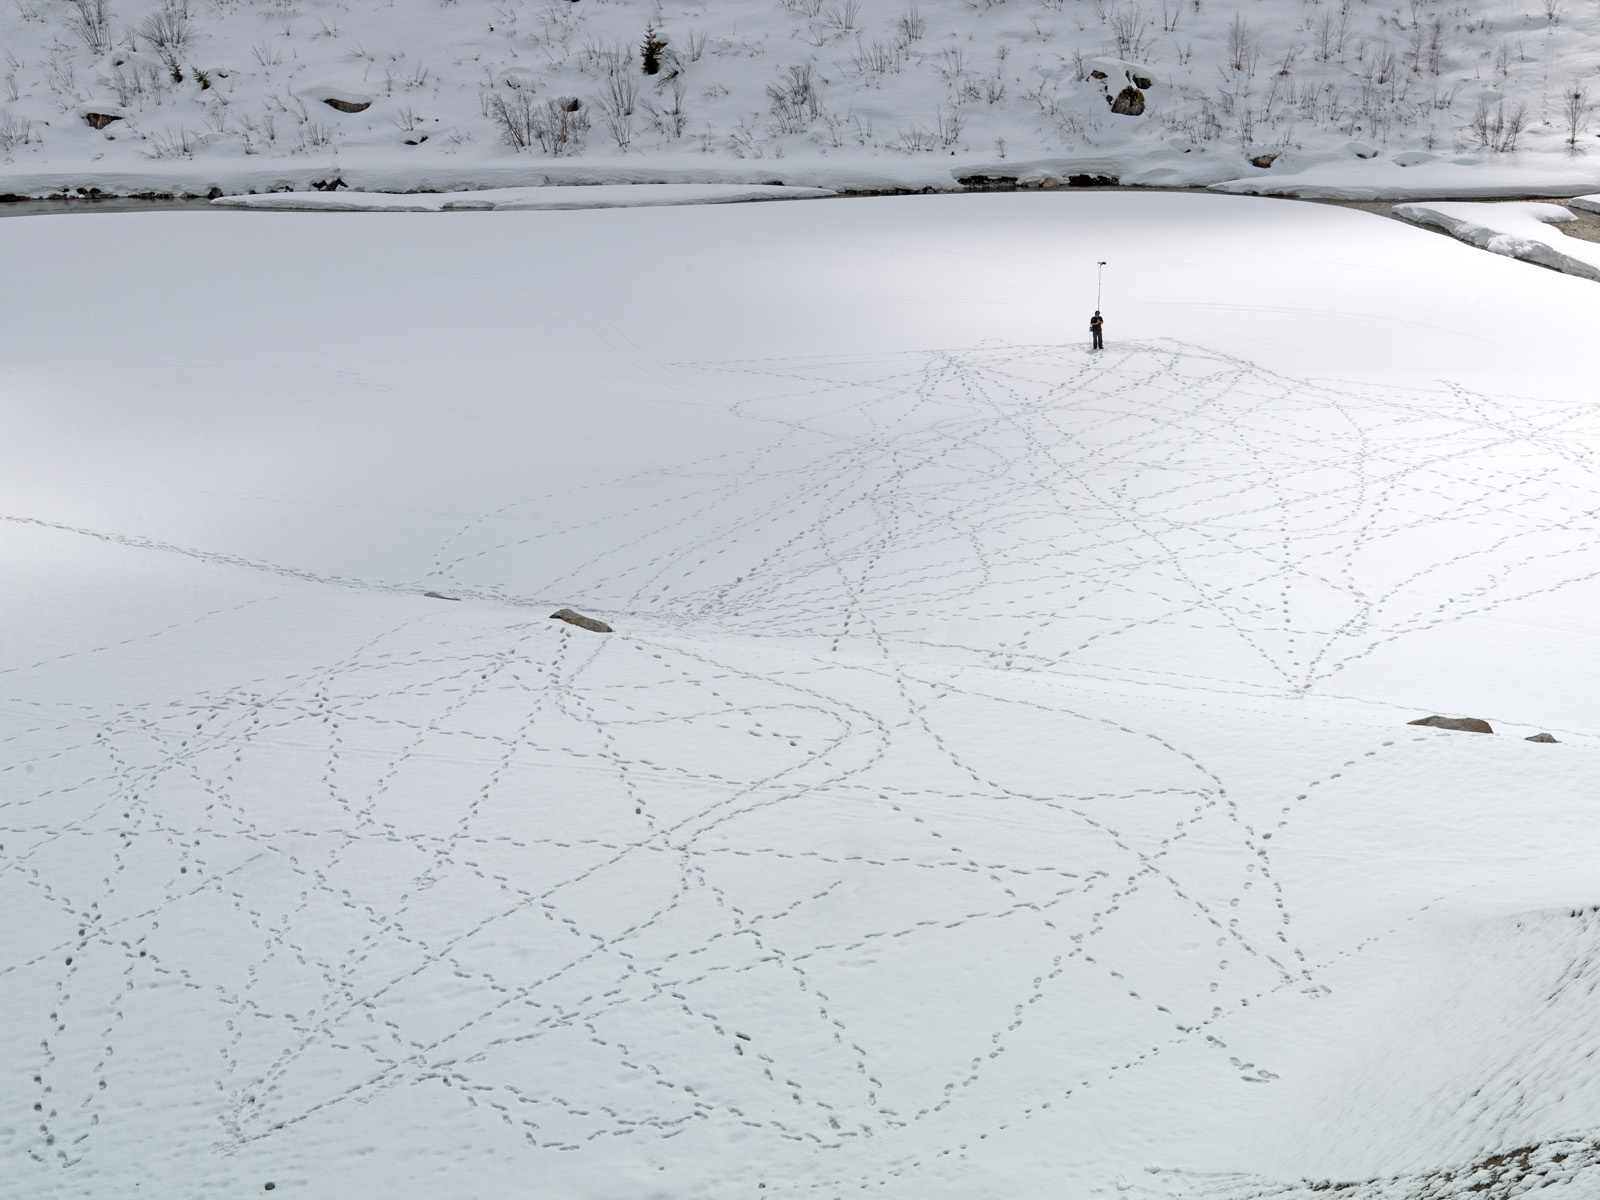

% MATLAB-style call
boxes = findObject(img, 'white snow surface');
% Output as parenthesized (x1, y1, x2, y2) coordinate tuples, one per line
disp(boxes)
(211, 183, 837, 210)
(4, 0, 1600, 198)
(1211, 156, 1600, 201)
(1392, 199, 1600, 280)
(7, 193, 1600, 1200)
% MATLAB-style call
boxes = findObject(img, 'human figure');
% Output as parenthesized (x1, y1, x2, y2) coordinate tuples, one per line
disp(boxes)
(1090, 310, 1104, 350)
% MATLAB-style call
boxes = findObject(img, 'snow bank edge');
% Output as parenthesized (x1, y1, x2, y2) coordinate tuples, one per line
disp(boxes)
(1391, 201, 1600, 282)
(0, 149, 1252, 201)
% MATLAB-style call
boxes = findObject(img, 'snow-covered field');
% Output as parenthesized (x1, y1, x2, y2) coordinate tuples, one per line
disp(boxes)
(5, 0, 1600, 197)
(7, 192, 1600, 1199)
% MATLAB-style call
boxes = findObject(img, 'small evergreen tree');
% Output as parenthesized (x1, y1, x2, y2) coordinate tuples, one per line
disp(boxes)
(641, 25, 668, 76)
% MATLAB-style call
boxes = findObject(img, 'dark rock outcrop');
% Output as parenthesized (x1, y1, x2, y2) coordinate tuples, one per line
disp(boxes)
(1526, 732, 1559, 743)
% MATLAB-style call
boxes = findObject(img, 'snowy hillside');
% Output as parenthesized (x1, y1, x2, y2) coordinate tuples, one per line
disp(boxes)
(6, 192, 1600, 1198)
(3, 0, 1600, 195)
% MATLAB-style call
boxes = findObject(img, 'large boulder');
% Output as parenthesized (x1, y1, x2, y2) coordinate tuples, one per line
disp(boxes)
(1109, 86, 1145, 116)
(1085, 56, 1161, 117)
(1408, 715, 1494, 734)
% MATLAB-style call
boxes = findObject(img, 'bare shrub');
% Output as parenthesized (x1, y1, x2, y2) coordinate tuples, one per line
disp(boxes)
(41, 55, 79, 102)
(1056, 111, 1091, 144)
(1424, 20, 1444, 74)
(139, 3, 195, 82)
(1226, 14, 1258, 76)
(531, 96, 588, 153)
(766, 63, 821, 133)
(0, 107, 36, 151)
(815, 107, 873, 148)
(850, 35, 903, 75)
(1469, 98, 1527, 152)
(1313, 12, 1336, 61)
(488, 88, 538, 149)
(1109, 4, 1151, 58)
(935, 104, 964, 146)
(580, 37, 630, 75)
(234, 108, 277, 151)
(889, 122, 935, 152)
(65, 0, 113, 54)
(1023, 76, 1063, 116)
(820, 0, 860, 34)
(727, 115, 763, 157)
(641, 79, 687, 138)
(1563, 82, 1590, 149)
(896, 4, 925, 43)
(104, 65, 142, 104)
(594, 68, 637, 148)
(934, 46, 969, 83)
(489, 89, 590, 153)
(143, 124, 199, 158)
(296, 118, 333, 149)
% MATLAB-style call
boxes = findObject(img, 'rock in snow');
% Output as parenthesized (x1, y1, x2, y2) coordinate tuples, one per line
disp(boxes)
(1409, 715, 1495, 734)
(1109, 87, 1146, 117)
(550, 607, 613, 633)
(1526, 732, 1560, 743)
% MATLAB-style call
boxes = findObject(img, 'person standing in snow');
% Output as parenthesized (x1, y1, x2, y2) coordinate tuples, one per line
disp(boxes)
(1090, 310, 1104, 350)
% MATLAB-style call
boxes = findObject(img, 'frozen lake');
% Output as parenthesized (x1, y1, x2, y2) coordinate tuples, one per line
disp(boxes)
(5, 193, 1600, 1199)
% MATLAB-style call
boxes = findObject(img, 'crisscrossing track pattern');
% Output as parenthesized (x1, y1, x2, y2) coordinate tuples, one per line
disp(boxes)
(5, 340, 1600, 1194)
(439, 339, 1600, 697)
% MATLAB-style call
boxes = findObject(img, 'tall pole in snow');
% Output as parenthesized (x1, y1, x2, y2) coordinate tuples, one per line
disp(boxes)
(1097, 261, 1107, 309)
